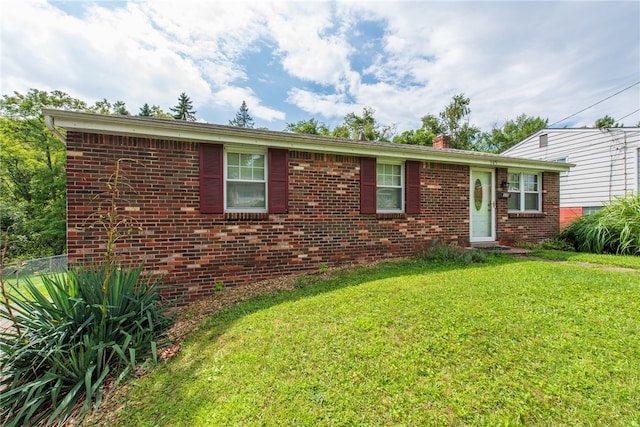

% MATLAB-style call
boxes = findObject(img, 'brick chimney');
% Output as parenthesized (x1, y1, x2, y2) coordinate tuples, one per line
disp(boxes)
(433, 134, 450, 149)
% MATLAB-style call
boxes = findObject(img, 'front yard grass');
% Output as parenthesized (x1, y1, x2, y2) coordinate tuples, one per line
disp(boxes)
(88, 255, 640, 426)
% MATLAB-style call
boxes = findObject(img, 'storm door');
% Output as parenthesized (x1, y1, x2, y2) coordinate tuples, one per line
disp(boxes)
(470, 169, 495, 242)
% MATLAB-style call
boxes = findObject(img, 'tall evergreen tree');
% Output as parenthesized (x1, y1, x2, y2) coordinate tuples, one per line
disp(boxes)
(139, 103, 152, 116)
(170, 92, 197, 121)
(229, 101, 255, 128)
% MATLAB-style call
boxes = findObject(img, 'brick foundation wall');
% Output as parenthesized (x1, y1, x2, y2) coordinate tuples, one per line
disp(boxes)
(66, 132, 557, 304)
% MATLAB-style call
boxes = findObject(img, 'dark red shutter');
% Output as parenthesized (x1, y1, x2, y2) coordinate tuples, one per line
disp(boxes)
(405, 160, 421, 214)
(268, 148, 289, 214)
(360, 157, 377, 214)
(199, 144, 223, 214)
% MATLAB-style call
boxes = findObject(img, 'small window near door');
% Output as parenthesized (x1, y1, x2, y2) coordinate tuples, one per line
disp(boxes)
(508, 171, 541, 212)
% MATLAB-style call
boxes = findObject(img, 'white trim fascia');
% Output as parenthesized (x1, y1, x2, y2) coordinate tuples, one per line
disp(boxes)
(43, 109, 573, 173)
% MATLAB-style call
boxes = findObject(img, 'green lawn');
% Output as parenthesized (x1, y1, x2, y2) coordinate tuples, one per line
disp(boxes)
(88, 256, 640, 426)
(2, 274, 47, 298)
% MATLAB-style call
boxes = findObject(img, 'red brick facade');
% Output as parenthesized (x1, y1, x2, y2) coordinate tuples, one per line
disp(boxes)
(66, 132, 559, 304)
(494, 169, 560, 246)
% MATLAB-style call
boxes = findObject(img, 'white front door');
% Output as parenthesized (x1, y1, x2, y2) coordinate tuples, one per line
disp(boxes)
(470, 169, 495, 242)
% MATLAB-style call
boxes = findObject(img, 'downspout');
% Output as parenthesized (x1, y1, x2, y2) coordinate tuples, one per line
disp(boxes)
(44, 114, 67, 144)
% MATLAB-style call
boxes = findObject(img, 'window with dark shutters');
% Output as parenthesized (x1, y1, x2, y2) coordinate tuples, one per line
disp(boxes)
(360, 157, 377, 214)
(268, 148, 289, 214)
(405, 160, 421, 214)
(199, 143, 224, 213)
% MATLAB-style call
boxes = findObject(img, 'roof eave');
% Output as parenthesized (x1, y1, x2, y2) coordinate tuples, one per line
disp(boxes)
(43, 109, 572, 172)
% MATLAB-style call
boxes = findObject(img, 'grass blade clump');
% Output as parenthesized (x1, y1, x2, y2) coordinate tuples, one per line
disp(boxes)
(0, 263, 173, 426)
(561, 194, 640, 255)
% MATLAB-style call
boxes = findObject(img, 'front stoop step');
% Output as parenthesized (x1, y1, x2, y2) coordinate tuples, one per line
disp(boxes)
(468, 242, 532, 255)
(470, 241, 500, 248)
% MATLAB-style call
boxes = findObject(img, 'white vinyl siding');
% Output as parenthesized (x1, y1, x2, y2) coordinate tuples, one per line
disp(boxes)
(504, 128, 640, 208)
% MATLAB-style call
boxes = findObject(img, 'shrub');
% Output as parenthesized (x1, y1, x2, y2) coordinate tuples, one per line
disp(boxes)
(417, 240, 487, 264)
(560, 194, 640, 255)
(0, 263, 173, 426)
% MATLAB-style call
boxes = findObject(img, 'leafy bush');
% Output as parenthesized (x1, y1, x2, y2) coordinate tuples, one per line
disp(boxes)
(417, 240, 487, 264)
(0, 263, 173, 426)
(561, 195, 640, 255)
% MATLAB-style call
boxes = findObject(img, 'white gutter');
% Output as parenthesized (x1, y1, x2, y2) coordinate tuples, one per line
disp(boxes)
(43, 113, 67, 144)
(43, 109, 573, 172)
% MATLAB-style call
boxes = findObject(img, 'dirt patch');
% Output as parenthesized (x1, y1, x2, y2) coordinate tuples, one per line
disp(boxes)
(515, 256, 639, 274)
(565, 262, 638, 273)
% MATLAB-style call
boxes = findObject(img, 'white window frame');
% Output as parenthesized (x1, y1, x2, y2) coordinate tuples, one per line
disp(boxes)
(507, 170, 542, 213)
(376, 160, 404, 213)
(224, 147, 268, 212)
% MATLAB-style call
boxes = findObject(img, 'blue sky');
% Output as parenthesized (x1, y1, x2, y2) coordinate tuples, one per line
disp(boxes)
(1, 0, 639, 134)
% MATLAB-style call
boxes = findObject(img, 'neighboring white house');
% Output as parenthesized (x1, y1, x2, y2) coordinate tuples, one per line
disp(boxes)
(503, 127, 640, 227)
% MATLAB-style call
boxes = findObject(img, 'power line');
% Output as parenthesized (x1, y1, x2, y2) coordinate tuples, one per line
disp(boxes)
(616, 108, 640, 123)
(548, 80, 640, 128)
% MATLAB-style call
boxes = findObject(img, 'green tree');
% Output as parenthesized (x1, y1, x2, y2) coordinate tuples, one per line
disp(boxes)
(171, 92, 197, 121)
(284, 118, 330, 135)
(477, 114, 548, 153)
(433, 94, 480, 150)
(113, 100, 130, 115)
(92, 98, 112, 115)
(0, 89, 89, 257)
(338, 107, 395, 141)
(392, 127, 431, 146)
(594, 115, 621, 128)
(229, 100, 255, 128)
(139, 103, 172, 119)
(331, 125, 351, 139)
(139, 103, 152, 116)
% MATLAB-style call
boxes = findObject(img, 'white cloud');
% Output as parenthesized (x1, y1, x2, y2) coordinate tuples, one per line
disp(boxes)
(1, 0, 638, 132)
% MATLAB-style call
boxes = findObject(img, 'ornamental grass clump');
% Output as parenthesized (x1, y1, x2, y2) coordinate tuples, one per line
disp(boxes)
(561, 194, 640, 255)
(0, 264, 172, 426)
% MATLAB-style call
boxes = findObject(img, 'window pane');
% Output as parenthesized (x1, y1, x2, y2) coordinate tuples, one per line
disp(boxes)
(377, 164, 401, 187)
(253, 167, 265, 180)
(240, 167, 253, 180)
(377, 187, 402, 210)
(508, 193, 520, 210)
(391, 165, 401, 185)
(228, 166, 239, 179)
(508, 173, 520, 191)
(228, 152, 239, 166)
(228, 153, 265, 182)
(524, 174, 538, 192)
(524, 193, 539, 210)
(227, 182, 265, 208)
(252, 154, 264, 168)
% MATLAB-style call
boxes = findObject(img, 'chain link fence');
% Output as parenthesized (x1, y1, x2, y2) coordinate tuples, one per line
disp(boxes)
(1, 254, 68, 287)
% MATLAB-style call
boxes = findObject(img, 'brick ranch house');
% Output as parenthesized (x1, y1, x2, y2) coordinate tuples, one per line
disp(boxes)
(44, 109, 571, 304)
